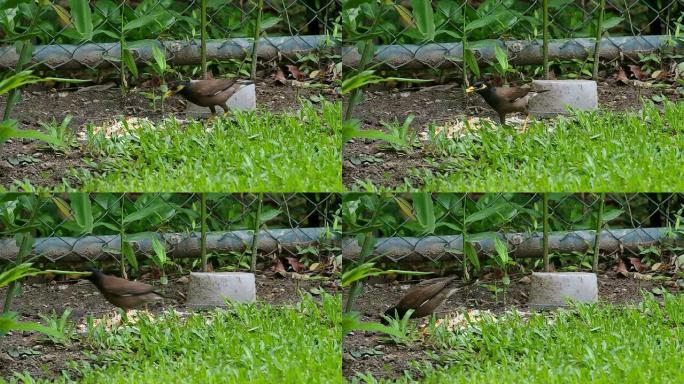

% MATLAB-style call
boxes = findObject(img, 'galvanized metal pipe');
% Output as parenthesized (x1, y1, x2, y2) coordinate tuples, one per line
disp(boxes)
(342, 35, 684, 70)
(342, 228, 680, 262)
(0, 228, 336, 262)
(0, 35, 331, 70)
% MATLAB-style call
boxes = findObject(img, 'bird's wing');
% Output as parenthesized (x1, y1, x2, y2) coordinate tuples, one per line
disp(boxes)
(496, 87, 532, 102)
(100, 276, 158, 296)
(397, 277, 456, 309)
(194, 79, 240, 96)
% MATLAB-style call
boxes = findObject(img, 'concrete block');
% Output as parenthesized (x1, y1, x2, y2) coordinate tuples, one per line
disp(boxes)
(529, 272, 598, 309)
(186, 272, 256, 308)
(529, 80, 598, 117)
(185, 83, 257, 118)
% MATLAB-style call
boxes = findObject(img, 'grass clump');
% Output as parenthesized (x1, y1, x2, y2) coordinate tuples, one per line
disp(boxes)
(76, 100, 342, 192)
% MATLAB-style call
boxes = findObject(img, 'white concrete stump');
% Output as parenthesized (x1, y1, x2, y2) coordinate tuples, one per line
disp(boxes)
(185, 83, 257, 118)
(186, 272, 256, 308)
(529, 80, 598, 117)
(529, 272, 598, 309)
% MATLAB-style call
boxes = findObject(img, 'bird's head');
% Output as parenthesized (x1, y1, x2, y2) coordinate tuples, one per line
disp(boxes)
(466, 81, 488, 94)
(84, 268, 103, 283)
(165, 81, 190, 97)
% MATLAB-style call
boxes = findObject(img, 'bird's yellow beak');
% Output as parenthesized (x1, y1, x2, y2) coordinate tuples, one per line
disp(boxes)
(164, 85, 184, 98)
(466, 84, 487, 93)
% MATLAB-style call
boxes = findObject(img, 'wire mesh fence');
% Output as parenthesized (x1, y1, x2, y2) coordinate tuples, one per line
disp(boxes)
(0, 193, 341, 269)
(342, 0, 683, 73)
(0, 0, 341, 73)
(342, 193, 684, 270)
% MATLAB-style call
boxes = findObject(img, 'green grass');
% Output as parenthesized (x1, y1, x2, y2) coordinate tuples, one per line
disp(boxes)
(351, 294, 684, 383)
(5, 293, 341, 384)
(356, 101, 684, 191)
(74, 100, 341, 192)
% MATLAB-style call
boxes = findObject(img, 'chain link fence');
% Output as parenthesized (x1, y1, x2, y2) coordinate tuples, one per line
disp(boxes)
(343, 0, 683, 73)
(342, 193, 684, 270)
(0, 193, 340, 269)
(0, 0, 340, 73)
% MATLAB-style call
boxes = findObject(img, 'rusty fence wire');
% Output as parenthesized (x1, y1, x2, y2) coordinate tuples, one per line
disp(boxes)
(0, 193, 341, 269)
(342, 0, 683, 74)
(342, 193, 684, 271)
(0, 0, 341, 73)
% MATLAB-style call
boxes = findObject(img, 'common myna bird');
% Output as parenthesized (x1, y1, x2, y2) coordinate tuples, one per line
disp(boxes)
(85, 269, 164, 311)
(466, 81, 549, 130)
(383, 276, 457, 323)
(165, 79, 253, 115)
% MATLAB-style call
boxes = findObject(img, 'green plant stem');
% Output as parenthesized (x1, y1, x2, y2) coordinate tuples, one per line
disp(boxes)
(593, 193, 606, 273)
(250, 193, 263, 273)
(593, 0, 606, 80)
(463, 2, 469, 88)
(200, 193, 208, 272)
(543, 193, 550, 272)
(120, 2, 126, 94)
(250, 0, 264, 81)
(463, 193, 469, 281)
(543, 0, 550, 79)
(3, 43, 31, 121)
(120, 198, 127, 279)
(2, 234, 31, 313)
(343, 39, 375, 121)
(343, 232, 375, 313)
(200, 0, 208, 79)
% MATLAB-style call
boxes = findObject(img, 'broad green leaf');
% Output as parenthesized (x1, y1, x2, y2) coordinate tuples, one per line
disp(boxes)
(411, 0, 435, 41)
(69, 0, 93, 41)
(464, 48, 480, 78)
(413, 192, 435, 234)
(69, 192, 93, 234)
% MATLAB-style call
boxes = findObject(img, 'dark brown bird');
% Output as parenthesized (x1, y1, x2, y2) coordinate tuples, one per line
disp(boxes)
(165, 79, 253, 115)
(383, 276, 457, 322)
(467, 82, 549, 129)
(85, 269, 164, 310)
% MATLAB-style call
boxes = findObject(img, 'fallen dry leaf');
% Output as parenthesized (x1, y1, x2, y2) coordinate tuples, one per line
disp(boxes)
(274, 67, 287, 84)
(615, 259, 629, 277)
(628, 257, 647, 273)
(286, 65, 307, 81)
(614, 67, 629, 84)
(628, 64, 647, 80)
(286, 257, 306, 273)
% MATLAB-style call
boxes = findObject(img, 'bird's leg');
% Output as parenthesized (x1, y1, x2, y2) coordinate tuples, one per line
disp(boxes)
(220, 103, 230, 116)
(522, 113, 530, 132)
(499, 113, 506, 126)
(206, 106, 218, 123)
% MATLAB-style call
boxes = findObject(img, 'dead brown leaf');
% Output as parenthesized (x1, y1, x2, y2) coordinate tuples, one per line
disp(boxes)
(286, 65, 307, 81)
(273, 258, 287, 277)
(628, 64, 647, 80)
(274, 67, 287, 85)
(286, 257, 306, 273)
(628, 257, 647, 273)
(614, 67, 629, 84)
(615, 259, 629, 277)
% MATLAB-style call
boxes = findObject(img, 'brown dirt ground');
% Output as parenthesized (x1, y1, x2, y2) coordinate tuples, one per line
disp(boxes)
(0, 79, 337, 190)
(343, 83, 683, 189)
(343, 270, 680, 381)
(0, 272, 339, 381)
